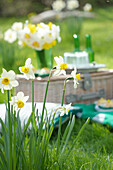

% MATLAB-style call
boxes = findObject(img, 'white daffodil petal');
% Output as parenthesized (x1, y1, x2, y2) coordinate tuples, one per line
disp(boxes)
(10, 80, 19, 87)
(3, 84, 12, 90)
(10, 91, 29, 111)
(54, 57, 60, 65)
(59, 56, 64, 63)
(54, 70, 60, 76)
(17, 91, 24, 99)
(8, 70, 15, 79)
(25, 58, 31, 66)
(1, 68, 8, 78)
(19, 67, 23, 73)
(23, 96, 29, 102)
(60, 70, 66, 76)
(1, 88, 4, 93)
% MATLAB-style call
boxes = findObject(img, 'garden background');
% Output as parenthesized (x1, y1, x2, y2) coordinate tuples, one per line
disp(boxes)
(1, 0, 113, 169)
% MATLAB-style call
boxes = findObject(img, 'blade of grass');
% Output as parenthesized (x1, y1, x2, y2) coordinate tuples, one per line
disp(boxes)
(61, 115, 75, 154)
(62, 117, 90, 164)
(0, 148, 8, 170)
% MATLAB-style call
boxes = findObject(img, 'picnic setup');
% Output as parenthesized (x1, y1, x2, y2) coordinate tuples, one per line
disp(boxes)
(0, 0, 113, 169)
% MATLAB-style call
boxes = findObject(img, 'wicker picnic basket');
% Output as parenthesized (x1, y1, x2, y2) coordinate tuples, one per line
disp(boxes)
(16, 69, 113, 104)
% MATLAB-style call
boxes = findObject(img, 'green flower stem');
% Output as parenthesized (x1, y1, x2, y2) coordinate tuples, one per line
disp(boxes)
(13, 111, 16, 170)
(32, 80, 34, 113)
(38, 70, 53, 142)
(42, 71, 52, 124)
(32, 80, 35, 129)
(57, 79, 67, 156)
(7, 90, 12, 170)
(61, 79, 67, 106)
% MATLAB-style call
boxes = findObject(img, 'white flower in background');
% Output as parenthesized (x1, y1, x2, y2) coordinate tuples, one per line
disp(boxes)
(60, 103, 72, 116)
(19, 58, 35, 80)
(0, 68, 19, 93)
(10, 91, 29, 111)
(12, 22, 23, 31)
(71, 68, 81, 88)
(54, 56, 67, 76)
(67, 0, 79, 10)
(52, 0, 66, 11)
(16, 22, 61, 50)
(50, 24, 61, 42)
(83, 3, 92, 12)
(4, 29, 17, 43)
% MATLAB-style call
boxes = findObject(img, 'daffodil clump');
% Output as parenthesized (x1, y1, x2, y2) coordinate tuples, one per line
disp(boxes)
(0, 56, 90, 170)
(4, 21, 61, 51)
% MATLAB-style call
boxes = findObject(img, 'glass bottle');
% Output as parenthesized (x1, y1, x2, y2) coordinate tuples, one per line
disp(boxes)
(73, 34, 81, 52)
(85, 34, 94, 63)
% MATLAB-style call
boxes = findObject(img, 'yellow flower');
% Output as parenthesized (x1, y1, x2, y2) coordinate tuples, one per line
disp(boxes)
(0, 68, 19, 93)
(10, 91, 29, 111)
(2, 78, 10, 85)
(76, 73, 81, 80)
(52, 40, 56, 46)
(17, 100, 24, 108)
(32, 41, 39, 48)
(25, 33, 30, 39)
(28, 24, 37, 33)
(37, 24, 43, 28)
(60, 103, 72, 116)
(43, 42, 51, 50)
(54, 56, 67, 76)
(21, 66, 29, 73)
(60, 63, 67, 70)
(48, 22, 53, 29)
(19, 58, 35, 80)
(71, 68, 81, 88)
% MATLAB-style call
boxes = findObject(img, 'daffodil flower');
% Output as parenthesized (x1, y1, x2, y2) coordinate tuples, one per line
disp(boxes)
(71, 68, 81, 88)
(0, 68, 19, 93)
(60, 103, 72, 116)
(83, 3, 92, 12)
(10, 91, 29, 111)
(67, 0, 79, 10)
(19, 58, 35, 80)
(12, 22, 23, 31)
(10, 21, 61, 51)
(52, 0, 66, 11)
(54, 56, 67, 76)
(4, 29, 17, 43)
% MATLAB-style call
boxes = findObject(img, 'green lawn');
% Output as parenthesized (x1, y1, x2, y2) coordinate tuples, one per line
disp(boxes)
(0, 7, 113, 169)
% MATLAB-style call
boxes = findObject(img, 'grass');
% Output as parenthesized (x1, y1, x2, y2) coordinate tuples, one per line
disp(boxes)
(0, 7, 113, 169)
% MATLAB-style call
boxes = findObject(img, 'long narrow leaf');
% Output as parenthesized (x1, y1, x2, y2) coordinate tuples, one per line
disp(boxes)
(0, 148, 8, 170)
(0, 118, 8, 133)
(0, 158, 5, 170)
(62, 117, 90, 164)
(60, 120, 71, 151)
(61, 115, 75, 154)
(0, 138, 4, 148)
(22, 112, 33, 136)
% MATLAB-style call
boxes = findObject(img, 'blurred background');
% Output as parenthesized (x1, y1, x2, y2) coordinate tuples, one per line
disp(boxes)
(0, 0, 113, 73)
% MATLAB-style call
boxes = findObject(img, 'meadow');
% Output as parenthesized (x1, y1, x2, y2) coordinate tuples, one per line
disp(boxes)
(0, 7, 113, 169)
